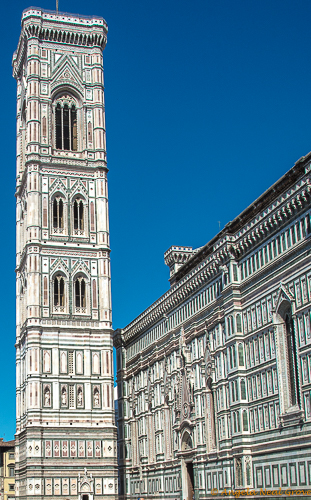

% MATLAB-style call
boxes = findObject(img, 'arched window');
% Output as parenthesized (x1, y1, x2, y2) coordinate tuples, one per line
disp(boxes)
(238, 344, 244, 366)
(74, 199, 84, 232)
(53, 198, 64, 233)
(55, 98, 77, 151)
(54, 275, 65, 312)
(240, 379, 246, 400)
(285, 312, 300, 406)
(236, 313, 242, 332)
(75, 277, 86, 313)
(243, 411, 248, 431)
(43, 351, 51, 373)
(233, 412, 237, 433)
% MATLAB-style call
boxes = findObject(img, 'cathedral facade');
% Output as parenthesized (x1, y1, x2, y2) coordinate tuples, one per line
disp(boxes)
(114, 156, 311, 499)
(13, 8, 117, 500)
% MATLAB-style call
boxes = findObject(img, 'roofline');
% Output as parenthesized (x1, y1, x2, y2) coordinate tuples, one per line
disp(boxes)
(172, 151, 311, 283)
(116, 150, 311, 338)
(0, 439, 15, 447)
(22, 6, 105, 21)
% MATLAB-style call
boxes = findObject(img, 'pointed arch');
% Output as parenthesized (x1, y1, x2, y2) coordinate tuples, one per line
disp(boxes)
(73, 272, 89, 314)
(273, 285, 302, 421)
(53, 92, 79, 151)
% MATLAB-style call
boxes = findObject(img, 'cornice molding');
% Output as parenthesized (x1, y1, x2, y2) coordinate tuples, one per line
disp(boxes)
(13, 8, 107, 79)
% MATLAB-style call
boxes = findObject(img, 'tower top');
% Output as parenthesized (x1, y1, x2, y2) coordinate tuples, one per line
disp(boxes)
(21, 6, 107, 27)
(13, 6, 108, 79)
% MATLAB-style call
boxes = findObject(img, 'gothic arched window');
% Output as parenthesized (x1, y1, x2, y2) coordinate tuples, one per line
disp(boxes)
(73, 199, 84, 232)
(75, 277, 86, 313)
(238, 343, 245, 366)
(243, 411, 248, 431)
(55, 98, 77, 151)
(54, 275, 65, 312)
(53, 197, 64, 233)
(285, 312, 300, 407)
(236, 313, 242, 332)
(240, 379, 246, 399)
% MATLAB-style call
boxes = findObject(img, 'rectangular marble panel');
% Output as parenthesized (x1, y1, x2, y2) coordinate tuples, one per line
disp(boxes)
(78, 440, 85, 457)
(281, 465, 288, 486)
(272, 465, 279, 487)
(70, 478, 77, 496)
(87, 440, 93, 457)
(62, 440, 68, 458)
(54, 479, 60, 496)
(290, 463, 297, 486)
(45, 440, 52, 458)
(70, 440, 77, 458)
(54, 440, 60, 458)
(95, 478, 102, 495)
(45, 478, 52, 495)
(299, 462, 306, 485)
(95, 440, 101, 457)
(62, 478, 69, 496)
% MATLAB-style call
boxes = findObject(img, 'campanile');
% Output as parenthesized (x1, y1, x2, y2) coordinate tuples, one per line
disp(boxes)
(13, 7, 117, 499)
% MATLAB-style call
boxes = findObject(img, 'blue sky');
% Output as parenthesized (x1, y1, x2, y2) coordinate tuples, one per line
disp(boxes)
(1, 0, 311, 440)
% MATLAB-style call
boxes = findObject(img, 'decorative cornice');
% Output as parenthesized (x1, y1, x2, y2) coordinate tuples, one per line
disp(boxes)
(13, 8, 108, 79)
(121, 249, 226, 343)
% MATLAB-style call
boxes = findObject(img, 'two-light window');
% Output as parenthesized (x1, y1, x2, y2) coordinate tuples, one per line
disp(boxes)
(51, 197, 87, 235)
(53, 275, 87, 314)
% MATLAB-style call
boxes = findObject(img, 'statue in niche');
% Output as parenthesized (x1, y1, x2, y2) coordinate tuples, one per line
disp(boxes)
(77, 387, 83, 407)
(61, 386, 67, 406)
(93, 388, 100, 407)
(44, 387, 50, 406)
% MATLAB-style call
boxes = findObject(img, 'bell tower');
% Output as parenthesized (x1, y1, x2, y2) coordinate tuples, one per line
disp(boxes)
(13, 7, 117, 499)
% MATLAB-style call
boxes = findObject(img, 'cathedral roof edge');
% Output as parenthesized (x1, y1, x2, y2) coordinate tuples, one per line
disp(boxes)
(119, 151, 311, 342)
(172, 151, 311, 283)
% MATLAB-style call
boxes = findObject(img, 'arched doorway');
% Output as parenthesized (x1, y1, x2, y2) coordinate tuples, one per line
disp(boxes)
(181, 431, 195, 500)
(186, 462, 194, 500)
